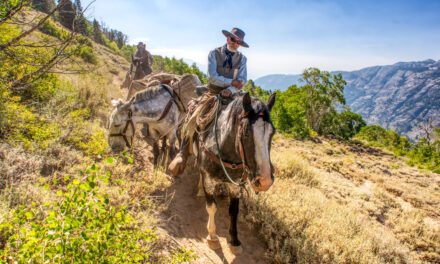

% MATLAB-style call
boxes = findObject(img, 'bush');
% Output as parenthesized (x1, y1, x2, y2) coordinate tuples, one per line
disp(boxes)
(63, 109, 109, 155)
(120, 44, 136, 62)
(320, 109, 366, 139)
(355, 125, 410, 153)
(0, 163, 157, 263)
(355, 125, 440, 173)
(76, 45, 98, 64)
(40, 19, 69, 41)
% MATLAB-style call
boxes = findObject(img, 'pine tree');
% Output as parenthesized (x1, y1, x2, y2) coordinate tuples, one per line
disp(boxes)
(58, 0, 75, 30)
(92, 19, 103, 44)
(73, 0, 88, 35)
(31, 0, 56, 14)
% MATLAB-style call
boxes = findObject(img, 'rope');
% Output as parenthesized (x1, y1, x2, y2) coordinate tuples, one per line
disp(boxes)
(214, 95, 245, 187)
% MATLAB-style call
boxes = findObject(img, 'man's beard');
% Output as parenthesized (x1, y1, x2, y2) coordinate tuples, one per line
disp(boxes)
(227, 44, 238, 52)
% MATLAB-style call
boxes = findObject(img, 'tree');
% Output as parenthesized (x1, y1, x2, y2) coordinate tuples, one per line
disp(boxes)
(270, 85, 309, 138)
(72, 0, 88, 36)
(31, 0, 56, 13)
(92, 19, 102, 44)
(0, 0, 92, 90)
(300, 67, 346, 133)
(417, 117, 435, 145)
(58, 0, 75, 30)
(320, 106, 366, 139)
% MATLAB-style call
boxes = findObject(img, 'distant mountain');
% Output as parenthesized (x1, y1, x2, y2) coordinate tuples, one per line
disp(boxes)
(253, 74, 302, 92)
(255, 59, 440, 140)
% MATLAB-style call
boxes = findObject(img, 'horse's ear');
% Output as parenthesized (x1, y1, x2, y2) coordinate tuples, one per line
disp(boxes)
(243, 93, 252, 113)
(111, 99, 124, 108)
(267, 92, 276, 112)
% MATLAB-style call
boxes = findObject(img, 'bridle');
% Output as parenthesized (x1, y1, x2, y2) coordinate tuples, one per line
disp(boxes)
(201, 95, 266, 191)
(109, 95, 176, 148)
(109, 110, 135, 148)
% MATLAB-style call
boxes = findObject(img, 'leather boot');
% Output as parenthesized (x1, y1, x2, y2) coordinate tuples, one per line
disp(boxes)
(168, 138, 190, 176)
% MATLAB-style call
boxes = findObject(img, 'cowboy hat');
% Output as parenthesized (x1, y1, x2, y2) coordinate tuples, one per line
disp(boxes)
(222, 28, 249, 48)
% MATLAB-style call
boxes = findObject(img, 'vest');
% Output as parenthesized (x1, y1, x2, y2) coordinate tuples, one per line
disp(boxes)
(208, 46, 243, 93)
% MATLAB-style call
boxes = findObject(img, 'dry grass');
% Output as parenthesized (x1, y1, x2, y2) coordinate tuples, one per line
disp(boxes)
(0, 23, 185, 261)
(243, 135, 440, 263)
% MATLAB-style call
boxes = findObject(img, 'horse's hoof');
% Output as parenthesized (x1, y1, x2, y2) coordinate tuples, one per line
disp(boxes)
(206, 236, 221, 250)
(168, 155, 186, 176)
(196, 190, 205, 198)
(228, 243, 243, 255)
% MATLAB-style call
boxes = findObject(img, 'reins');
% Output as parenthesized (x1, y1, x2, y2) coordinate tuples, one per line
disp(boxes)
(212, 95, 249, 187)
(200, 94, 266, 196)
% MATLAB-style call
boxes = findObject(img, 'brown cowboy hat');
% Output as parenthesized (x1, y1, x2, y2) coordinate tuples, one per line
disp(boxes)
(222, 28, 249, 48)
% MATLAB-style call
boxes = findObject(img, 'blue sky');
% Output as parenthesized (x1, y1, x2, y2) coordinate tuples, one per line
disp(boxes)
(82, 0, 440, 79)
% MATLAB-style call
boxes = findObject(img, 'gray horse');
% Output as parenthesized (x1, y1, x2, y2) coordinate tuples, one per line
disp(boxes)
(197, 93, 276, 254)
(108, 85, 181, 165)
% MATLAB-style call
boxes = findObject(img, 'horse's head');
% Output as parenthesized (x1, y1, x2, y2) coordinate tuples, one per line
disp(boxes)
(131, 58, 145, 80)
(237, 93, 276, 192)
(108, 98, 135, 151)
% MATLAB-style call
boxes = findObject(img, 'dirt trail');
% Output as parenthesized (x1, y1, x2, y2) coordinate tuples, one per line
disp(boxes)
(119, 84, 272, 263)
(159, 163, 271, 264)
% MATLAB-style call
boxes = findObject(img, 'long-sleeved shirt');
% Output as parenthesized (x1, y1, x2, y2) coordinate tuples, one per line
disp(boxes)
(207, 48, 247, 93)
(134, 48, 154, 67)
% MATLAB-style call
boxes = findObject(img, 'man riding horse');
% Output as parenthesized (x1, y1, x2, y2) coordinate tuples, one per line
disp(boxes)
(168, 27, 249, 177)
(132, 42, 154, 78)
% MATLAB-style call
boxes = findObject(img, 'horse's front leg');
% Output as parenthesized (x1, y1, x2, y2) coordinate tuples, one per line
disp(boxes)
(152, 142, 160, 166)
(205, 189, 221, 250)
(228, 197, 242, 254)
(167, 130, 178, 162)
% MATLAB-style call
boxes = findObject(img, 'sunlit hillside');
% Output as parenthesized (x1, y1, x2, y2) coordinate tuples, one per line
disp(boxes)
(1, 6, 439, 264)
(246, 135, 440, 263)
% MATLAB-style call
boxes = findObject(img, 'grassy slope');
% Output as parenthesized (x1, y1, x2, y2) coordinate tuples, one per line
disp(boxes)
(2, 10, 439, 264)
(0, 11, 192, 263)
(244, 135, 440, 263)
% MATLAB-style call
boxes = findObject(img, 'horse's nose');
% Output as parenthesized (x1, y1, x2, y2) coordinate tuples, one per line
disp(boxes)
(251, 174, 273, 192)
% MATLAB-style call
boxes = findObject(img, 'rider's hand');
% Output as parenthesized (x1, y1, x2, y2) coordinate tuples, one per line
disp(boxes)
(231, 79, 243, 89)
(221, 88, 232, 98)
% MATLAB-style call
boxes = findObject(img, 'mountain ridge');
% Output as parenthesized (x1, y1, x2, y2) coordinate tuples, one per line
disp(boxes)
(255, 59, 440, 140)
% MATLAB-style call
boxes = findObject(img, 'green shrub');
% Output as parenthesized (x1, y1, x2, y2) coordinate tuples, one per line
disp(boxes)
(0, 164, 157, 263)
(76, 45, 98, 64)
(0, 89, 58, 150)
(40, 19, 69, 41)
(63, 109, 109, 155)
(355, 125, 440, 173)
(120, 45, 136, 62)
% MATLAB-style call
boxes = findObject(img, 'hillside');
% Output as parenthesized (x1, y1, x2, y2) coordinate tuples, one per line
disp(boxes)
(154, 132, 440, 263)
(1, 7, 439, 264)
(255, 60, 440, 140)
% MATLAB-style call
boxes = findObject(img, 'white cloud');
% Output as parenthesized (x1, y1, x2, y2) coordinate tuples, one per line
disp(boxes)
(149, 47, 208, 66)
(129, 37, 150, 46)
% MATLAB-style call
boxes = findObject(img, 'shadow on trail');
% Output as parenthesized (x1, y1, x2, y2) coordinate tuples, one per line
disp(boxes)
(158, 159, 272, 264)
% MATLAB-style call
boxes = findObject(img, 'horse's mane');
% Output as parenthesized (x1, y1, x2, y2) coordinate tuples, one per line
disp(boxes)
(227, 94, 271, 122)
(133, 85, 169, 102)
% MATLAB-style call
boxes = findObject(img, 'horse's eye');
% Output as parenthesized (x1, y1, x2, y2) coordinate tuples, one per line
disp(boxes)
(114, 124, 121, 128)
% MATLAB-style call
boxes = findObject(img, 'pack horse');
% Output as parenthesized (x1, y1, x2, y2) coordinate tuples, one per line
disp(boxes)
(108, 85, 182, 165)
